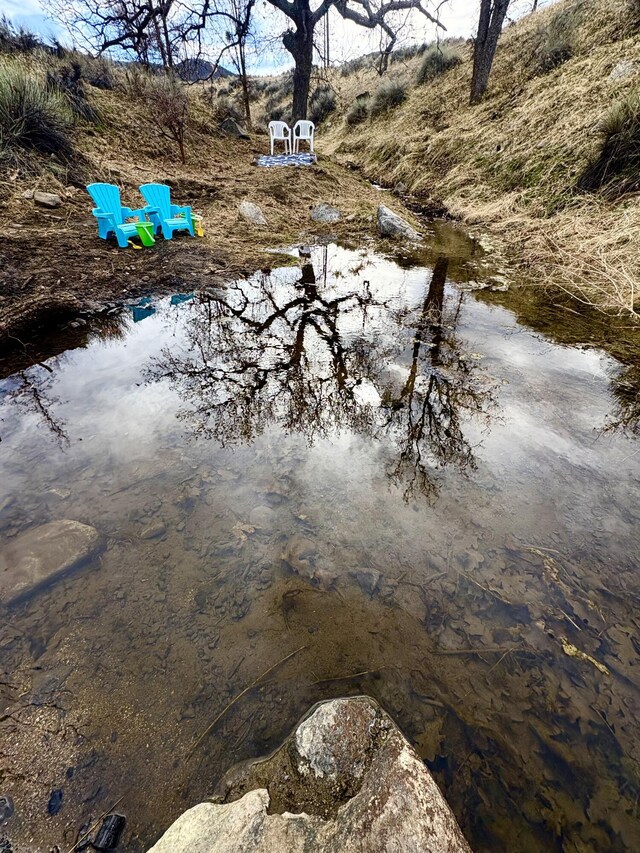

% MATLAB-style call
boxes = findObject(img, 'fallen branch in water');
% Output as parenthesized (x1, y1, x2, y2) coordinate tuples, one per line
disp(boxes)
(187, 645, 306, 758)
(313, 666, 390, 685)
(430, 647, 517, 656)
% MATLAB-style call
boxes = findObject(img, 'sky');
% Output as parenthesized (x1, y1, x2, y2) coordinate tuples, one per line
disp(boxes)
(0, 0, 556, 73)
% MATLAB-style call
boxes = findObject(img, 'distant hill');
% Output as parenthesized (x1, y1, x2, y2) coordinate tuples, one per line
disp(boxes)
(176, 58, 233, 82)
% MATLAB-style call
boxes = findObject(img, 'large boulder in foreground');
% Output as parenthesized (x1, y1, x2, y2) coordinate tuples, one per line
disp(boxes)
(148, 696, 471, 852)
(377, 205, 421, 241)
(0, 520, 102, 605)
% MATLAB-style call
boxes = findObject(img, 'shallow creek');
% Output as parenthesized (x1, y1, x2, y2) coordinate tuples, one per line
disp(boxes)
(0, 235, 639, 853)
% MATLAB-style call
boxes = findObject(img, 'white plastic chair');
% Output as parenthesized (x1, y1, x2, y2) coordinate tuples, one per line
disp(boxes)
(292, 120, 315, 153)
(268, 121, 291, 155)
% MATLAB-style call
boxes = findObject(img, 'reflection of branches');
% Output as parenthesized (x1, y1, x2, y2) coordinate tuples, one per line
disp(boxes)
(151, 259, 381, 446)
(147, 248, 497, 499)
(4, 370, 69, 446)
(380, 257, 495, 501)
(606, 363, 640, 437)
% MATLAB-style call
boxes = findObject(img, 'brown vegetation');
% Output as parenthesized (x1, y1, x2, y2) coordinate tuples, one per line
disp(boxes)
(320, 0, 640, 314)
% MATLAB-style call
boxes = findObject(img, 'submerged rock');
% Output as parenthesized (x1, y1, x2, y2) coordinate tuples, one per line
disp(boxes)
(140, 520, 167, 540)
(377, 205, 421, 242)
(0, 795, 14, 823)
(47, 789, 63, 816)
(311, 203, 341, 224)
(93, 813, 126, 850)
(0, 520, 102, 605)
(148, 696, 471, 852)
(350, 568, 381, 596)
(238, 201, 267, 226)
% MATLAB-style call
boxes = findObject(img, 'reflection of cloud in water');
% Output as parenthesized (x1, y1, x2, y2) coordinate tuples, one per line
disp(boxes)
(147, 247, 497, 501)
(0, 244, 639, 853)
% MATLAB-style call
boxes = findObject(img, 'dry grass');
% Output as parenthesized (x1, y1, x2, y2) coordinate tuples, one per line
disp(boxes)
(322, 0, 640, 314)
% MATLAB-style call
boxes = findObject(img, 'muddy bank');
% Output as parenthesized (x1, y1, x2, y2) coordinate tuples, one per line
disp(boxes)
(0, 143, 423, 353)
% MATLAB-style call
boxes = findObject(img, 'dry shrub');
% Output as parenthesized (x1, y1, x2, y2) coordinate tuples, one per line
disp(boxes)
(46, 61, 98, 122)
(309, 85, 336, 124)
(416, 43, 462, 85)
(346, 96, 369, 126)
(579, 89, 640, 198)
(0, 16, 43, 55)
(626, 0, 640, 30)
(211, 94, 244, 123)
(145, 72, 189, 163)
(369, 79, 406, 117)
(390, 43, 428, 64)
(122, 64, 153, 98)
(533, 17, 576, 75)
(340, 54, 377, 77)
(0, 58, 73, 166)
(77, 55, 115, 90)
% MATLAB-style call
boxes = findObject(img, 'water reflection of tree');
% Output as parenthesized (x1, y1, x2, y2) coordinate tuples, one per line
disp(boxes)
(148, 251, 497, 499)
(1, 368, 69, 446)
(0, 311, 129, 447)
(607, 363, 640, 437)
(380, 257, 494, 500)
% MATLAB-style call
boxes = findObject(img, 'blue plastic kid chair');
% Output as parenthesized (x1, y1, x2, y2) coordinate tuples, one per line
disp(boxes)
(86, 183, 153, 248)
(139, 183, 195, 240)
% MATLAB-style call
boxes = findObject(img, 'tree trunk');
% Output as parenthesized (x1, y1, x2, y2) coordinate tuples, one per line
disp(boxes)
(238, 43, 252, 130)
(152, 16, 168, 67)
(161, 3, 173, 67)
(470, 0, 510, 105)
(282, 3, 315, 122)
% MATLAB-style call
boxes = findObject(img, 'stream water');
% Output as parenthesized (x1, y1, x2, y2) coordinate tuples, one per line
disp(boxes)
(0, 234, 639, 853)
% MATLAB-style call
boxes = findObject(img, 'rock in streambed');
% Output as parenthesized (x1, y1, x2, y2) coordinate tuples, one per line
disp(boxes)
(311, 203, 341, 224)
(0, 520, 103, 605)
(377, 204, 421, 241)
(148, 695, 471, 852)
(238, 201, 267, 226)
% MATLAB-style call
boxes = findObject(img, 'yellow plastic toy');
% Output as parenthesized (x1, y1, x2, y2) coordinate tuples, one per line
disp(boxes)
(192, 214, 204, 237)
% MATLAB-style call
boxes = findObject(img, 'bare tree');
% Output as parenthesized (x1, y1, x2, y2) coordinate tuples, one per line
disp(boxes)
(50, 0, 177, 65)
(216, 0, 257, 128)
(470, 0, 511, 105)
(266, 0, 445, 121)
(146, 73, 189, 162)
(49, 0, 253, 75)
(50, 0, 259, 125)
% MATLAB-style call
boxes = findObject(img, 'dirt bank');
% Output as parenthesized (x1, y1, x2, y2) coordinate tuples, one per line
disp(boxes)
(0, 126, 423, 353)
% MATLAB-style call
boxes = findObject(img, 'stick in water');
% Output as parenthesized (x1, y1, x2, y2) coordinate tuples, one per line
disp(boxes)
(187, 645, 306, 758)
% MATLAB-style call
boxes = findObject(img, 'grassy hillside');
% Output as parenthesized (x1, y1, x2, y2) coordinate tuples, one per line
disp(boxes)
(309, 0, 640, 313)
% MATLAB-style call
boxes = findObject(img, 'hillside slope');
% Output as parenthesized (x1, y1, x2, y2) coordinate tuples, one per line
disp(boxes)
(322, 0, 640, 313)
